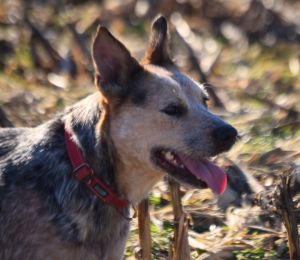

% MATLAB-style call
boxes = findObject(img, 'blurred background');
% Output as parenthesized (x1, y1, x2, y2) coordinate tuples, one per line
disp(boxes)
(0, 0, 300, 259)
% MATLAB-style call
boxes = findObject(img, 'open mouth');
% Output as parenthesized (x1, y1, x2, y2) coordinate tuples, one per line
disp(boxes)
(152, 148, 227, 195)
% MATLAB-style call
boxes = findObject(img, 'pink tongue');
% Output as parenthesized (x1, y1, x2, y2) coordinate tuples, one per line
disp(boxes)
(179, 156, 227, 195)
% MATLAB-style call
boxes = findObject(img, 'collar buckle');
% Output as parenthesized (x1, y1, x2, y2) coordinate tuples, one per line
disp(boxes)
(72, 163, 94, 182)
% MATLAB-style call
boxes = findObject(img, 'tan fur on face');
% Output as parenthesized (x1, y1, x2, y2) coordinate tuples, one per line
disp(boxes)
(92, 18, 224, 205)
(110, 65, 212, 204)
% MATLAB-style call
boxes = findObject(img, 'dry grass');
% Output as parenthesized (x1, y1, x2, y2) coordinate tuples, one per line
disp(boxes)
(1, 0, 300, 259)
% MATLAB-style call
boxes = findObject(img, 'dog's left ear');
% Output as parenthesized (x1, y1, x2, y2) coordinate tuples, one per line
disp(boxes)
(142, 16, 173, 66)
(92, 26, 142, 101)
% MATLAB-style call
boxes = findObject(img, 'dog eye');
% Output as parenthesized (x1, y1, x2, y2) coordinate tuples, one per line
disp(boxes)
(161, 104, 186, 117)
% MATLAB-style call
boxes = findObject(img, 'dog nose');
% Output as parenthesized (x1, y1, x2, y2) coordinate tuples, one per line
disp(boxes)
(212, 125, 238, 149)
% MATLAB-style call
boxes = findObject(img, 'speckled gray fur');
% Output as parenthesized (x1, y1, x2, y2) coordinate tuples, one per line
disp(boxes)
(0, 93, 129, 260)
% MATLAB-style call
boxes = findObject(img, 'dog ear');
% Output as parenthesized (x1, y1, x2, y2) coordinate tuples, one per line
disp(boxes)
(142, 16, 173, 66)
(92, 26, 142, 100)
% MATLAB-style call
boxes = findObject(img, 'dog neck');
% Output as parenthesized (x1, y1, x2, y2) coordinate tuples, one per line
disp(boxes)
(64, 94, 120, 198)
(64, 93, 163, 206)
(115, 157, 164, 206)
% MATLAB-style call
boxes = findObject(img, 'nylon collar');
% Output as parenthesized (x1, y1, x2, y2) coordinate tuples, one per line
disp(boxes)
(64, 127, 129, 209)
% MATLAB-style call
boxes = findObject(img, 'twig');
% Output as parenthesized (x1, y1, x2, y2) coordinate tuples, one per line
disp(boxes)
(138, 199, 152, 260)
(205, 48, 223, 78)
(241, 91, 298, 119)
(172, 29, 225, 108)
(67, 23, 94, 79)
(246, 225, 282, 235)
(67, 23, 91, 65)
(256, 167, 300, 260)
(279, 170, 300, 260)
(204, 83, 226, 109)
(168, 178, 190, 260)
(272, 121, 300, 135)
(173, 29, 207, 82)
(25, 17, 63, 70)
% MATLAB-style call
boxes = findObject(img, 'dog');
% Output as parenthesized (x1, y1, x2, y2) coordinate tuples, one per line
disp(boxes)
(0, 16, 237, 260)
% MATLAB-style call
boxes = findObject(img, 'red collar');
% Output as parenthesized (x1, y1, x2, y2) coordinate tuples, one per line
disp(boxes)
(64, 127, 129, 209)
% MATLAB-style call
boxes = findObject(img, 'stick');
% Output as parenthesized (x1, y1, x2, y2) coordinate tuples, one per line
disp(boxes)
(25, 17, 63, 70)
(169, 178, 190, 260)
(241, 91, 298, 118)
(173, 29, 225, 109)
(256, 168, 300, 260)
(279, 171, 300, 260)
(138, 199, 152, 260)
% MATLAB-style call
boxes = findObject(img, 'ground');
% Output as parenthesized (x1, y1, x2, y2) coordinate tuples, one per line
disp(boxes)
(0, 0, 300, 259)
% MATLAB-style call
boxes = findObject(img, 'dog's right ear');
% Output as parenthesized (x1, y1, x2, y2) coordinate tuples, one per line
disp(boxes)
(142, 16, 173, 66)
(92, 26, 142, 101)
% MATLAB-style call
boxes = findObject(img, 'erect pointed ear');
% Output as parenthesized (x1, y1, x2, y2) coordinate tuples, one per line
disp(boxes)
(142, 16, 173, 66)
(92, 26, 142, 101)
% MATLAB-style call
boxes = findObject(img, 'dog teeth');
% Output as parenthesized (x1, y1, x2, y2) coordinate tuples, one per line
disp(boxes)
(165, 151, 174, 160)
(161, 150, 185, 169)
(170, 158, 176, 164)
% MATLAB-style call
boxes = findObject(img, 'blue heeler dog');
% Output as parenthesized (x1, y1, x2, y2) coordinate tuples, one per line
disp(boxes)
(0, 16, 237, 259)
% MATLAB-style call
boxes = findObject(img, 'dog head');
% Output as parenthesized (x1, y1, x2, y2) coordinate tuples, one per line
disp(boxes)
(92, 16, 237, 203)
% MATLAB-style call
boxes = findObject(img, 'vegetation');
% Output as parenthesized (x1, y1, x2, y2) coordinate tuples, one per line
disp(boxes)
(0, 0, 299, 259)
